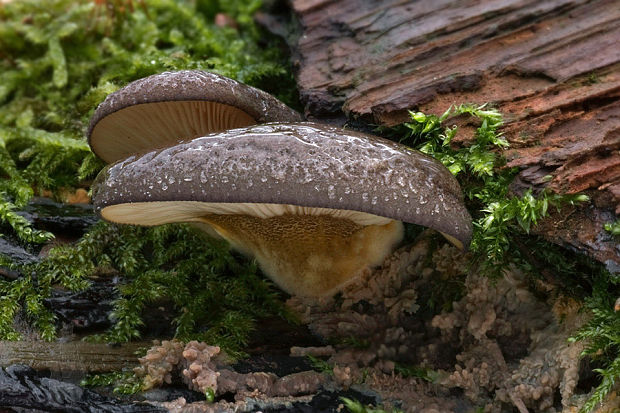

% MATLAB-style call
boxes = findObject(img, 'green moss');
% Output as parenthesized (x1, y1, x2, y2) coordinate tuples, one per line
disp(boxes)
(2, 221, 290, 358)
(585, 72, 600, 85)
(307, 354, 334, 376)
(81, 370, 143, 395)
(394, 363, 438, 383)
(332, 336, 372, 350)
(380, 104, 589, 279)
(341, 397, 403, 413)
(0, 0, 296, 357)
(0, 0, 298, 242)
(569, 271, 620, 413)
(204, 387, 216, 403)
(604, 219, 620, 236)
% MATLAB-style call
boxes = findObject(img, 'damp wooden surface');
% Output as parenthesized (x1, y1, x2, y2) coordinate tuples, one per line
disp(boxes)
(0, 341, 147, 373)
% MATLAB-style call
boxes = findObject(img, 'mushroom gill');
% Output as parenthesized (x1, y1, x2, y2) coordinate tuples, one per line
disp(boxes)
(92, 122, 472, 297)
(87, 70, 302, 163)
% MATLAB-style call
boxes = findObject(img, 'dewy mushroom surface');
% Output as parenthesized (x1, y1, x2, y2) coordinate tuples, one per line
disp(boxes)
(87, 70, 302, 163)
(93, 122, 472, 297)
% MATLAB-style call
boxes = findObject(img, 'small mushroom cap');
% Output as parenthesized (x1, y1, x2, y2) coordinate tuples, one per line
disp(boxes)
(93, 122, 472, 248)
(87, 70, 302, 163)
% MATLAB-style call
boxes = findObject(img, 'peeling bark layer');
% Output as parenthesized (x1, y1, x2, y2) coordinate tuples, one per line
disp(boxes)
(289, 0, 620, 268)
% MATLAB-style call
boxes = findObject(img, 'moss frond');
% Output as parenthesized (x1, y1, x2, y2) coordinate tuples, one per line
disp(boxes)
(570, 272, 620, 412)
(604, 219, 620, 237)
(341, 397, 404, 413)
(3, 221, 288, 356)
(0, 0, 295, 352)
(0, 0, 297, 244)
(81, 370, 143, 395)
(381, 104, 589, 278)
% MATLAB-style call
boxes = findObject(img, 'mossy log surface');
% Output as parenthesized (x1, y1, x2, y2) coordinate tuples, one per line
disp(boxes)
(287, 0, 620, 269)
(0, 341, 146, 373)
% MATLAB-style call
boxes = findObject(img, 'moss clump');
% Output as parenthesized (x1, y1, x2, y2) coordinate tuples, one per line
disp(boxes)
(307, 354, 334, 376)
(569, 271, 620, 413)
(604, 219, 620, 236)
(0, 0, 296, 356)
(380, 104, 589, 278)
(0, 0, 298, 242)
(341, 397, 403, 413)
(2, 221, 289, 358)
(80, 370, 143, 395)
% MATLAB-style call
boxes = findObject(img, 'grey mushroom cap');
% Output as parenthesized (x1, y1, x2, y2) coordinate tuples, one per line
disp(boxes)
(93, 122, 473, 248)
(87, 70, 303, 163)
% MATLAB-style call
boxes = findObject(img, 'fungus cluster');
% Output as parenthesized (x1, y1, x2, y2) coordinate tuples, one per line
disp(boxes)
(135, 340, 326, 402)
(89, 70, 472, 297)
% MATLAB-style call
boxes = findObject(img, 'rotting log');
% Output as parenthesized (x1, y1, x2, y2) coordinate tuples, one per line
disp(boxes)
(0, 341, 147, 374)
(285, 0, 620, 270)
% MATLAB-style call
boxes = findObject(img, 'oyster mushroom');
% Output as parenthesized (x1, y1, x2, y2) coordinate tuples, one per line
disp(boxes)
(87, 70, 302, 163)
(92, 123, 472, 297)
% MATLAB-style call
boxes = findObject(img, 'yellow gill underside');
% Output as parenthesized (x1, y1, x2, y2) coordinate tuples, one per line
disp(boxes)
(102, 202, 403, 297)
(199, 214, 404, 297)
(102, 201, 462, 249)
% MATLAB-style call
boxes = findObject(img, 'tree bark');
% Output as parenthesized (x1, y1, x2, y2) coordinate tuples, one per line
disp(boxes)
(287, 0, 620, 270)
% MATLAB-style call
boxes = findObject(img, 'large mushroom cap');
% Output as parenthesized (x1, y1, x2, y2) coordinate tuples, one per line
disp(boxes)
(93, 122, 472, 296)
(87, 70, 302, 163)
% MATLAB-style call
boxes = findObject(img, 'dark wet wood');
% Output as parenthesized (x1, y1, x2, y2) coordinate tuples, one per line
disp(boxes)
(0, 341, 147, 373)
(289, 0, 620, 268)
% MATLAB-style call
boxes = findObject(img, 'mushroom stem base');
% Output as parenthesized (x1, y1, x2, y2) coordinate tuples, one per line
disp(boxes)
(197, 214, 404, 297)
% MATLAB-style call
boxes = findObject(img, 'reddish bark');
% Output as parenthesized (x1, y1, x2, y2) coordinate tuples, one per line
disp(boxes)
(288, 0, 620, 269)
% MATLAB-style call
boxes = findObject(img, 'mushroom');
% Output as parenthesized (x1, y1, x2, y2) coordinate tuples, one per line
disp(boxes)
(92, 122, 472, 297)
(87, 70, 302, 163)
